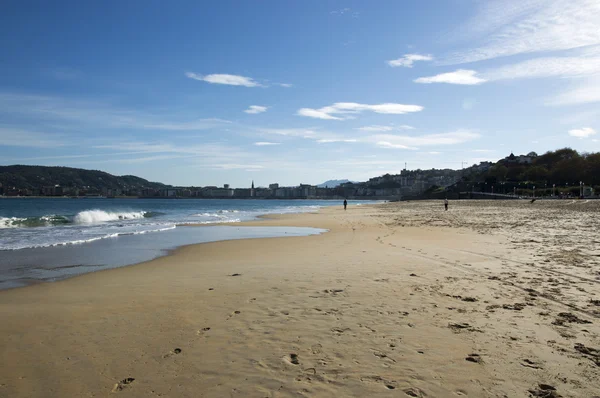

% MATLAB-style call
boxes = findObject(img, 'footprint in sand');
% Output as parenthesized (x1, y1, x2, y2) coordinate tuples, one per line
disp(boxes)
(521, 358, 543, 369)
(197, 327, 211, 336)
(111, 377, 135, 392)
(163, 348, 182, 358)
(404, 387, 426, 397)
(283, 353, 300, 365)
(465, 353, 482, 363)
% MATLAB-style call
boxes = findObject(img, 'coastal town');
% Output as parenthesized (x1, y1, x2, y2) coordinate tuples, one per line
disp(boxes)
(2, 149, 599, 199)
(0, 167, 461, 199)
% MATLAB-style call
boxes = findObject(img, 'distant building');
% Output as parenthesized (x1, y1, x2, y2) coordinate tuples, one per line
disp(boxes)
(269, 183, 279, 190)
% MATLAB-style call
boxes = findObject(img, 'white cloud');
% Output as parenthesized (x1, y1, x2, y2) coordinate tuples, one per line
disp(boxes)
(297, 102, 424, 120)
(297, 108, 342, 120)
(0, 127, 66, 148)
(376, 141, 416, 150)
(388, 54, 433, 68)
(356, 125, 394, 132)
(0, 92, 232, 131)
(254, 141, 280, 146)
(142, 118, 232, 131)
(371, 130, 480, 149)
(415, 69, 486, 85)
(278, 83, 293, 88)
(482, 55, 600, 81)
(356, 124, 416, 132)
(213, 164, 264, 170)
(244, 105, 268, 114)
(185, 72, 261, 87)
(568, 127, 597, 138)
(444, 0, 600, 64)
(398, 125, 416, 130)
(330, 8, 359, 17)
(316, 139, 358, 143)
(546, 76, 600, 106)
(258, 127, 318, 138)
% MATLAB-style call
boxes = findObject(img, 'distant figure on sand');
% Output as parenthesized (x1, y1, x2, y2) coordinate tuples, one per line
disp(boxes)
(343, 199, 347, 210)
(444, 198, 448, 211)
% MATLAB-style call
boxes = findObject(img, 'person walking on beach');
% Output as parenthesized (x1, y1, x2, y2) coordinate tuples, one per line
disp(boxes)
(343, 199, 347, 210)
(444, 198, 448, 211)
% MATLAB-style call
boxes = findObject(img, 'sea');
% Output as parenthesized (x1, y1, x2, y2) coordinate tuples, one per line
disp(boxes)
(0, 198, 371, 289)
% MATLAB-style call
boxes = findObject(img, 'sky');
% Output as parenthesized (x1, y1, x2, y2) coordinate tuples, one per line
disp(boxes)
(1, 0, 599, 187)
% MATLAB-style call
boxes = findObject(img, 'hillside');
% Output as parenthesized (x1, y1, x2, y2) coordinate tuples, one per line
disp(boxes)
(0, 165, 168, 193)
(317, 179, 354, 188)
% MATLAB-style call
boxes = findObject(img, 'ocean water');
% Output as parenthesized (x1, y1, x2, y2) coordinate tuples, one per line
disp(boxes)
(0, 198, 355, 251)
(0, 198, 369, 289)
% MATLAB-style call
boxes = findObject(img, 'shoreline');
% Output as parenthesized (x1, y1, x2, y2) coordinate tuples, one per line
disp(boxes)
(0, 210, 332, 291)
(1, 201, 598, 397)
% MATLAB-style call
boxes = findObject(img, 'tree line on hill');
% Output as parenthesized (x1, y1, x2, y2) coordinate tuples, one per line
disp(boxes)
(0, 165, 167, 195)
(458, 148, 600, 196)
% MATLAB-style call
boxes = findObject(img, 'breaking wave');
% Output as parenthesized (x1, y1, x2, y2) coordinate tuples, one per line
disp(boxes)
(0, 210, 159, 228)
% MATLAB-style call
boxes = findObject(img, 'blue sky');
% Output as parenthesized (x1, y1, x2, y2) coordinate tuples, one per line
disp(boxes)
(1, 0, 599, 187)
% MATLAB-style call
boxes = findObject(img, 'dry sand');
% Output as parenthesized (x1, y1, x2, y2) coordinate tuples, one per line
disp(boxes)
(1, 200, 599, 397)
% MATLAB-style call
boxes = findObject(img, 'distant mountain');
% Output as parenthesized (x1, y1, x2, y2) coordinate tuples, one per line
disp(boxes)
(0, 165, 168, 192)
(317, 179, 355, 188)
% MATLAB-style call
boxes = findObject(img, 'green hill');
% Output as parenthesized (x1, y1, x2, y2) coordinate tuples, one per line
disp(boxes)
(0, 165, 168, 194)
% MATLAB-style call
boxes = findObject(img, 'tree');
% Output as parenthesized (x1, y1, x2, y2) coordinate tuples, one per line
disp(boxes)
(523, 166, 548, 182)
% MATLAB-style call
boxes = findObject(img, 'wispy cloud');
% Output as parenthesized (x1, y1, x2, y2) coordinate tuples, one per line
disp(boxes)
(568, 127, 597, 138)
(185, 72, 262, 87)
(387, 54, 433, 68)
(482, 55, 600, 81)
(0, 92, 232, 132)
(0, 127, 66, 148)
(546, 76, 600, 106)
(376, 141, 417, 150)
(371, 130, 480, 149)
(297, 102, 424, 120)
(415, 70, 486, 85)
(330, 8, 359, 17)
(254, 141, 280, 146)
(357, 125, 394, 132)
(211, 163, 264, 170)
(316, 139, 358, 143)
(258, 127, 318, 138)
(45, 67, 83, 81)
(142, 118, 232, 131)
(278, 83, 293, 88)
(244, 105, 268, 114)
(356, 125, 415, 132)
(443, 0, 600, 65)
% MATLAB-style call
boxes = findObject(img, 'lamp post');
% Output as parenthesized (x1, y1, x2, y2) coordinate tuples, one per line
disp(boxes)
(514, 187, 516, 196)
(533, 186, 535, 198)
(580, 181, 584, 198)
(552, 183, 555, 197)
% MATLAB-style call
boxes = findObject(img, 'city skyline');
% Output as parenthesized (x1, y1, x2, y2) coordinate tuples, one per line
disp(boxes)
(1, 0, 599, 187)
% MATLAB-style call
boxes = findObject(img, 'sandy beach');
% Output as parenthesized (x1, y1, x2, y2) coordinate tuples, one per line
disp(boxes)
(1, 200, 599, 397)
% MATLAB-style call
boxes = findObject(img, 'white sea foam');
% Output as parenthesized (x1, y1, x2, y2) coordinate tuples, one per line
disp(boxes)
(0, 217, 28, 228)
(73, 210, 148, 224)
(1, 225, 177, 250)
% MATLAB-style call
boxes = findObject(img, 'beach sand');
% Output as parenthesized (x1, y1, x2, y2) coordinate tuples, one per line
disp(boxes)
(1, 201, 599, 397)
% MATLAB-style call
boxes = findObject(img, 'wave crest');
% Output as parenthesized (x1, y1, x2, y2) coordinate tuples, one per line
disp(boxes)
(73, 210, 149, 224)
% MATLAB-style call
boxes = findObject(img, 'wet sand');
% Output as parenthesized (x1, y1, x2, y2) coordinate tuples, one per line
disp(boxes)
(1, 200, 599, 397)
